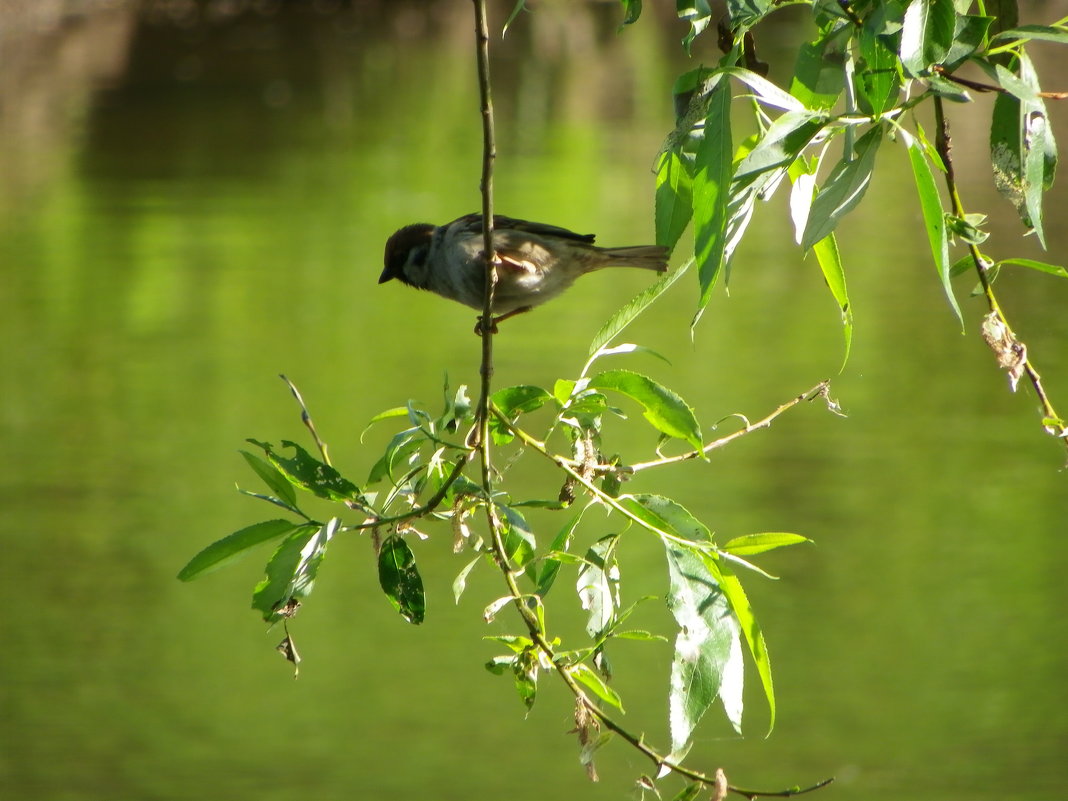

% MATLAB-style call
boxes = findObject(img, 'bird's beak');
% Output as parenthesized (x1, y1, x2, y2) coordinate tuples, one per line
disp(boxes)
(378, 263, 399, 284)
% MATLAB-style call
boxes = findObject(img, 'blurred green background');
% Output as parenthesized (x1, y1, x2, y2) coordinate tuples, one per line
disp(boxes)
(2, 1, 1067, 799)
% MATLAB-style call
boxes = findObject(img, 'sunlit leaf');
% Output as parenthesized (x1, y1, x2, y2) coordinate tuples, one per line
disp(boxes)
(812, 233, 853, 370)
(721, 532, 810, 556)
(577, 535, 620, 638)
(899, 0, 955, 76)
(992, 24, 1068, 44)
(252, 518, 338, 623)
(619, 0, 642, 27)
(587, 258, 693, 356)
(791, 34, 847, 111)
(801, 125, 883, 250)
(664, 542, 745, 749)
(943, 15, 994, 71)
(178, 519, 301, 581)
(452, 554, 482, 604)
(248, 439, 361, 503)
(692, 78, 733, 325)
(997, 258, 1068, 278)
(240, 451, 298, 508)
(359, 406, 408, 442)
(856, 25, 901, 115)
(725, 66, 804, 112)
(726, 0, 770, 28)
(628, 494, 712, 543)
(905, 132, 963, 327)
(677, 0, 714, 53)
(536, 509, 588, 597)
(588, 370, 703, 450)
(571, 663, 625, 710)
(498, 504, 536, 571)
(734, 111, 828, 182)
(655, 148, 694, 252)
(378, 534, 425, 624)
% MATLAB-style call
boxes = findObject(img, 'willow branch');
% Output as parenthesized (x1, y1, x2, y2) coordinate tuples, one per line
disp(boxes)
(932, 98, 1068, 451)
(629, 381, 834, 472)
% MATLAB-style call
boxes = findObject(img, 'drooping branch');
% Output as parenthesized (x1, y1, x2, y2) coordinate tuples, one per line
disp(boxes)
(932, 97, 1068, 453)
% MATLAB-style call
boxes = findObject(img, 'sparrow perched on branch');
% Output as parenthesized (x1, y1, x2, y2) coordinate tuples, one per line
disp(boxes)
(380, 213, 669, 328)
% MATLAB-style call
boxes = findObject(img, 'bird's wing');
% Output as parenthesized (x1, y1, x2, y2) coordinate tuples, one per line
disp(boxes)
(448, 213, 596, 244)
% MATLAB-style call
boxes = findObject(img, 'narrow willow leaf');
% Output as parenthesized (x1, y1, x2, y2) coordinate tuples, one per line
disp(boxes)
(905, 134, 962, 327)
(571, 663, 625, 710)
(722, 532, 811, 556)
(588, 370, 703, 450)
(801, 126, 883, 251)
(577, 535, 620, 638)
(248, 439, 361, 503)
(812, 234, 853, 370)
(655, 148, 694, 252)
(734, 111, 827, 181)
(725, 66, 803, 112)
(359, 406, 408, 442)
(240, 451, 298, 508)
(665, 542, 745, 748)
(900, 0, 955, 76)
(790, 35, 846, 111)
(992, 24, 1068, 44)
(178, 519, 300, 581)
(536, 509, 587, 597)
(452, 554, 482, 604)
(502, 0, 527, 36)
(588, 258, 693, 355)
(366, 429, 422, 485)
(629, 494, 712, 543)
(252, 518, 337, 623)
(670, 783, 703, 801)
(692, 79, 733, 323)
(998, 258, 1068, 278)
(378, 534, 426, 624)
(707, 552, 774, 732)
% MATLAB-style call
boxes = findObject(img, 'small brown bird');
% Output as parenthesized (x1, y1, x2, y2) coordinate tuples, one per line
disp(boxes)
(380, 213, 669, 327)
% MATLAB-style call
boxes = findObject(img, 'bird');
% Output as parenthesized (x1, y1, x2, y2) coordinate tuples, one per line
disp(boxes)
(380, 213, 669, 330)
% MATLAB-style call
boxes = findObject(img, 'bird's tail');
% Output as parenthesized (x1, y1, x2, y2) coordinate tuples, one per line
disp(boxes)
(597, 245, 670, 273)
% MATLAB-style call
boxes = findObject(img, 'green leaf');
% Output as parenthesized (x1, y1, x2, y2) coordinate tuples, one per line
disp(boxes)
(992, 24, 1068, 45)
(721, 532, 810, 556)
(628, 494, 712, 544)
(359, 406, 408, 441)
(366, 429, 423, 485)
(726, 0, 770, 28)
(571, 663, 625, 711)
(588, 258, 694, 356)
(240, 451, 298, 508)
(452, 554, 482, 604)
(670, 783, 703, 801)
(899, 0, 956, 76)
(712, 554, 775, 732)
(791, 34, 847, 111)
(502, 1, 528, 36)
(801, 125, 883, 251)
(734, 111, 828, 182)
(588, 370, 703, 450)
(248, 439, 361, 503)
(378, 534, 426, 624)
(856, 26, 901, 115)
(812, 234, 853, 370)
(498, 504, 536, 572)
(664, 542, 745, 748)
(252, 519, 337, 623)
(905, 132, 963, 327)
(536, 509, 587, 598)
(655, 148, 694, 252)
(677, 0, 714, 54)
(178, 519, 300, 581)
(997, 258, 1068, 278)
(943, 15, 994, 71)
(490, 385, 554, 445)
(619, 0, 642, 27)
(692, 78, 733, 325)
(577, 535, 621, 638)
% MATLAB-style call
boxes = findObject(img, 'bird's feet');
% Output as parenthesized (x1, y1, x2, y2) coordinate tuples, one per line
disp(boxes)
(473, 306, 532, 336)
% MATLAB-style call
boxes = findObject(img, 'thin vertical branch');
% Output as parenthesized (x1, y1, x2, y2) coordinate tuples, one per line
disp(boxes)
(933, 98, 1068, 451)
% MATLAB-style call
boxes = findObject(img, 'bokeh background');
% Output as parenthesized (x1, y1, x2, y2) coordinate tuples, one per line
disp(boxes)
(2, 1, 1067, 799)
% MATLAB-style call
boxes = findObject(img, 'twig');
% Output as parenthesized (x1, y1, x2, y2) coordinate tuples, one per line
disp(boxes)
(629, 381, 835, 472)
(932, 98, 1068, 451)
(280, 374, 331, 465)
(931, 65, 1068, 99)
